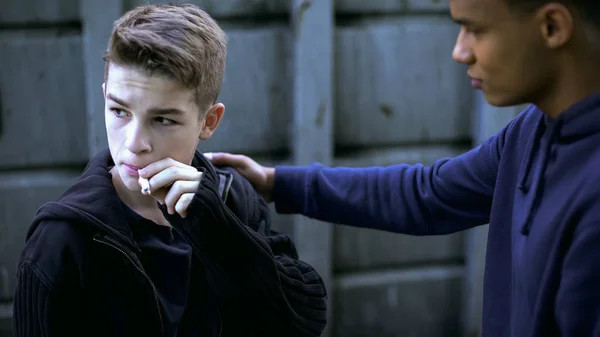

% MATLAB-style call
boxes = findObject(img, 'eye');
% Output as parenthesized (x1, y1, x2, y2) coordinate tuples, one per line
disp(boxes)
(464, 25, 483, 35)
(154, 117, 177, 126)
(111, 108, 129, 118)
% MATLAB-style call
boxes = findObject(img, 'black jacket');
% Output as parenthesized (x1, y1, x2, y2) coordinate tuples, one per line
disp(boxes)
(12, 149, 327, 337)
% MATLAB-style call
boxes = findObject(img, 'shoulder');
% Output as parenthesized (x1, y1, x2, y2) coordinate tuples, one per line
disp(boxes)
(492, 105, 543, 144)
(213, 165, 270, 233)
(474, 105, 543, 164)
(19, 219, 89, 290)
(505, 105, 546, 141)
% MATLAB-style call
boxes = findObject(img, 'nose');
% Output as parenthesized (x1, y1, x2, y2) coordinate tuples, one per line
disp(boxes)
(452, 29, 475, 65)
(124, 119, 151, 154)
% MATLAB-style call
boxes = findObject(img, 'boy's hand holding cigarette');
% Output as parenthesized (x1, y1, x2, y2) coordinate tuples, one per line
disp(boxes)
(137, 157, 203, 218)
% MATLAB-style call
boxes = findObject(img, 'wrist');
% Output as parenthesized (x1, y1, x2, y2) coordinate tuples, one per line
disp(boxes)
(265, 167, 275, 191)
(264, 167, 276, 202)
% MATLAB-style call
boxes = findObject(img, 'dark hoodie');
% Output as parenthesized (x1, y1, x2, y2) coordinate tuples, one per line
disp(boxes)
(12, 149, 327, 337)
(273, 92, 600, 336)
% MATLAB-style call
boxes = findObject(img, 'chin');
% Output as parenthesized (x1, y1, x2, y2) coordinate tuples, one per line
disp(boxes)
(116, 167, 142, 192)
(483, 91, 526, 108)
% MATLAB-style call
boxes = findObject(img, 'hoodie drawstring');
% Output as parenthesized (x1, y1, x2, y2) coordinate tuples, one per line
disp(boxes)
(519, 117, 561, 235)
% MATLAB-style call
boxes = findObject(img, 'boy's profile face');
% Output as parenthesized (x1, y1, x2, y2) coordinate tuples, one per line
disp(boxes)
(103, 64, 224, 192)
(450, 0, 562, 107)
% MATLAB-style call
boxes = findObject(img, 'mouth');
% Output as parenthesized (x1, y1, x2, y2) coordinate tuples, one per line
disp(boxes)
(123, 163, 141, 170)
(469, 76, 482, 89)
(122, 163, 142, 176)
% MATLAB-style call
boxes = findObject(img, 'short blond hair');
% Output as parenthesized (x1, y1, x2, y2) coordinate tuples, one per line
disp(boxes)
(104, 3, 227, 111)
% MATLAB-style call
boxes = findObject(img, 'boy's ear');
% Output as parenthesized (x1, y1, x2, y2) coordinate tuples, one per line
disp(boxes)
(199, 103, 225, 140)
(102, 83, 106, 97)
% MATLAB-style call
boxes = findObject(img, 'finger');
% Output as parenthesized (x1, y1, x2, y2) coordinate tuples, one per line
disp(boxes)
(175, 193, 195, 218)
(138, 174, 166, 203)
(204, 152, 248, 167)
(148, 166, 201, 191)
(139, 157, 187, 178)
(151, 189, 167, 206)
(164, 180, 200, 214)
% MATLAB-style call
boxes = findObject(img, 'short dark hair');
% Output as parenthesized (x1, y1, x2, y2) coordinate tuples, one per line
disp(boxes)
(507, 1, 600, 29)
(104, 4, 228, 111)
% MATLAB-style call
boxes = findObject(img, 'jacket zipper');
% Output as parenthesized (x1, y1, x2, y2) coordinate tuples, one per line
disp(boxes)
(93, 237, 164, 336)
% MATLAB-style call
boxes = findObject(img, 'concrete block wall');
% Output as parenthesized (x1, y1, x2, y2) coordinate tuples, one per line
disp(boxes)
(0, 0, 528, 336)
(0, 0, 86, 332)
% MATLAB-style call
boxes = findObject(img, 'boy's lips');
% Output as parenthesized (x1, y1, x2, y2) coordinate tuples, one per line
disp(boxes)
(123, 163, 141, 170)
(470, 77, 482, 89)
(122, 163, 141, 175)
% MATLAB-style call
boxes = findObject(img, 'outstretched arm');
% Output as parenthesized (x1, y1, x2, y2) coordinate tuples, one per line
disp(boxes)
(206, 112, 523, 236)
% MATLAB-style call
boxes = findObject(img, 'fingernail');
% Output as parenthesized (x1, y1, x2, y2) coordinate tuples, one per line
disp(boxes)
(204, 152, 213, 159)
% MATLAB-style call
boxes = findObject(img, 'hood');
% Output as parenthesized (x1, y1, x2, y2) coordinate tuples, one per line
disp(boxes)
(517, 91, 600, 234)
(28, 149, 135, 247)
(27, 148, 226, 247)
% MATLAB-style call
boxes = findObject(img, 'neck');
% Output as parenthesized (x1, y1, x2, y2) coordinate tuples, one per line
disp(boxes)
(536, 50, 600, 118)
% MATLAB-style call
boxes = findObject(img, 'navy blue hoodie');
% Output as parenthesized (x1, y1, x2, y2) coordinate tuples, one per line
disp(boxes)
(13, 149, 327, 337)
(273, 92, 600, 336)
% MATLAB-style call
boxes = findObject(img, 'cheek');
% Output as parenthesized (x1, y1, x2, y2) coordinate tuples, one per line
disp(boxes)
(104, 113, 124, 146)
(473, 42, 500, 72)
(104, 109, 117, 130)
(156, 128, 200, 164)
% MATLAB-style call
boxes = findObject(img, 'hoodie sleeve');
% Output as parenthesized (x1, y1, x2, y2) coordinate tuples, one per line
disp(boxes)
(272, 118, 516, 236)
(12, 263, 72, 337)
(165, 167, 327, 337)
(13, 220, 87, 337)
(13, 263, 52, 337)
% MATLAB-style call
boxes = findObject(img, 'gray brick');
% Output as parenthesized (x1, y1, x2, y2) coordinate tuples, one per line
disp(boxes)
(0, 303, 11, 337)
(200, 26, 293, 154)
(334, 145, 469, 168)
(0, 171, 78, 299)
(127, 0, 288, 18)
(82, 0, 125, 155)
(335, 17, 472, 146)
(334, 266, 463, 337)
(337, 0, 449, 13)
(0, 0, 79, 23)
(0, 32, 88, 168)
(127, 0, 450, 17)
(333, 146, 468, 270)
(335, 226, 464, 272)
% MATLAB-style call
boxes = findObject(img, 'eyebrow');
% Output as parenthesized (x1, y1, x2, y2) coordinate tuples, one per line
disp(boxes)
(106, 93, 185, 116)
(106, 93, 129, 107)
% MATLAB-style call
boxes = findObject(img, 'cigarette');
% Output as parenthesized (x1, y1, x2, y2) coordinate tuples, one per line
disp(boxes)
(140, 178, 151, 195)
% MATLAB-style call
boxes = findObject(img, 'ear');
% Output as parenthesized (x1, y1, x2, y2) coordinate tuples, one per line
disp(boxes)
(199, 103, 225, 140)
(102, 83, 106, 97)
(536, 3, 574, 48)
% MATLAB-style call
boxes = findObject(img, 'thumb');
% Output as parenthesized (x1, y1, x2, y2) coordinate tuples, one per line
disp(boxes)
(204, 152, 222, 162)
(204, 152, 243, 167)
